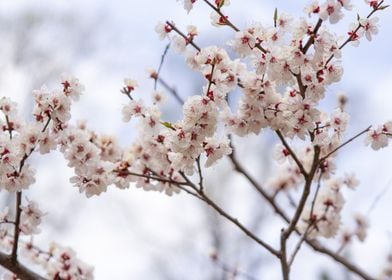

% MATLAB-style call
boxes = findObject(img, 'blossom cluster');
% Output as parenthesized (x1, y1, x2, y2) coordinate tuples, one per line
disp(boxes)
(0, 0, 390, 279)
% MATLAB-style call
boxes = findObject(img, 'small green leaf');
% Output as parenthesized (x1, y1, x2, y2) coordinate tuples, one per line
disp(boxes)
(161, 121, 175, 130)
(378, 4, 390, 10)
(216, 0, 224, 8)
(274, 8, 278, 28)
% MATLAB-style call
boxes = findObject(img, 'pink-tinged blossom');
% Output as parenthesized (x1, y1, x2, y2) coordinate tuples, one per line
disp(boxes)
(230, 29, 257, 57)
(203, 137, 232, 167)
(2, 164, 36, 192)
(338, 0, 353, 10)
(172, 35, 187, 53)
(353, 213, 369, 242)
(304, 1, 321, 16)
(70, 162, 113, 197)
(365, 126, 389, 150)
(155, 22, 172, 40)
(267, 165, 303, 193)
(122, 100, 146, 122)
(61, 73, 85, 101)
(277, 13, 294, 31)
(364, 0, 381, 9)
(123, 78, 138, 93)
(359, 17, 379, 41)
(210, 12, 229, 27)
(330, 108, 349, 133)
(299, 178, 346, 238)
(319, 0, 344, 24)
(19, 200, 43, 235)
(178, 0, 197, 13)
(0, 97, 18, 118)
(47, 243, 94, 280)
(38, 130, 57, 155)
(273, 144, 291, 164)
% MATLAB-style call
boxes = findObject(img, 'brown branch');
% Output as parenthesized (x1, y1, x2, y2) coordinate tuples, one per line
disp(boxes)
(325, 1, 385, 66)
(147, 33, 374, 279)
(275, 130, 308, 177)
(179, 172, 280, 257)
(302, 19, 323, 54)
(154, 43, 171, 90)
(4, 115, 13, 139)
(307, 240, 375, 280)
(11, 192, 22, 264)
(280, 229, 290, 280)
(165, 21, 201, 52)
(230, 144, 374, 279)
(156, 77, 184, 104)
(210, 253, 258, 280)
(0, 251, 47, 280)
(9, 114, 54, 268)
(202, 0, 269, 54)
(288, 224, 314, 267)
(202, 0, 239, 32)
(295, 73, 307, 99)
(320, 126, 371, 162)
(288, 173, 323, 266)
(199, 191, 280, 257)
(116, 170, 188, 186)
(196, 156, 204, 192)
(283, 146, 320, 239)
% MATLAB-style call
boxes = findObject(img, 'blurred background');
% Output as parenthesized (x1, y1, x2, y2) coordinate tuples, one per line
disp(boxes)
(0, 0, 391, 279)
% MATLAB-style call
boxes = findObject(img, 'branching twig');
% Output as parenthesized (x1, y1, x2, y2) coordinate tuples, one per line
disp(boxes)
(276, 130, 308, 177)
(0, 251, 47, 280)
(288, 173, 323, 266)
(302, 19, 323, 54)
(320, 126, 371, 162)
(11, 192, 22, 265)
(154, 43, 171, 90)
(179, 172, 280, 257)
(165, 21, 201, 51)
(325, 1, 385, 66)
(201, 0, 269, 53)
(156, 77, 184, 104)
(202, 0, 239, 32)
(196, 156, 204, 192)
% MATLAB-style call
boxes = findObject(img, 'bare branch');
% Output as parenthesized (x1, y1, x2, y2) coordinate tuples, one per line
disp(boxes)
(0, 251, 47, 280)
(276, 130, 308, 177)
(165, 21, 201, 52)
(154, 43, 171, 90)
(320, 126, 371, 162)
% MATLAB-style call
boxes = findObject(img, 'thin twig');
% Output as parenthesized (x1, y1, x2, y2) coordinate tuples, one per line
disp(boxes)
(11, 192, 22, 264)
(202, 0, 239, 31)
(302, 19, 323, 54)
(196, 156, 204, 192)
(4, 115, 13, 139)
(179, 172, 280, 257)
(276, 130, 308, 177)
(154, 43, 171, 90)
(288, 173, 323, 266)
(165, 21, 201, 51)
(320, 126, 371, 162)
(202, 0, 269, 53)
(325, 1, 384, 66)
(156, 77, 184, 104)
(116, 170, 188, 186)
(283, 146, 320, 239)
(367, 176, 392, 214)
(0, 251, 47, 280)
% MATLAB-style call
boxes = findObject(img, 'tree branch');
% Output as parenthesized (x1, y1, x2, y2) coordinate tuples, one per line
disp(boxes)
(0, 251, 47, 280)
